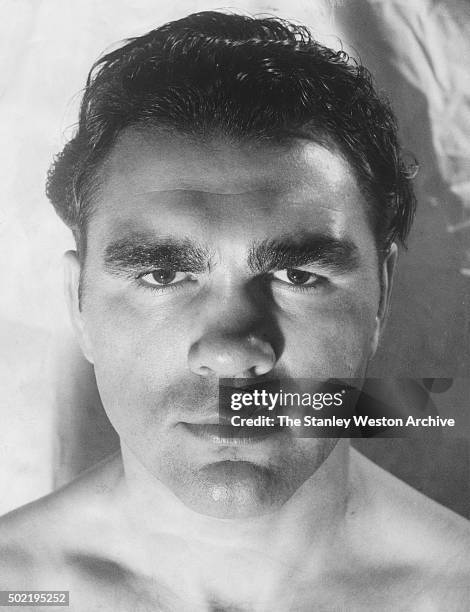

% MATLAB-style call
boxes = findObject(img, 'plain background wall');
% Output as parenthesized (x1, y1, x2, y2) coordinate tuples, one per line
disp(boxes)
(0, 0, 469, 517)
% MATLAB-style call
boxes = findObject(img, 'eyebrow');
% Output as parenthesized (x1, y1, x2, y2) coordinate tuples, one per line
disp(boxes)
(248, 234, 360, 274)
(102, 232, 359, 277)
(103, 235, 212, 275)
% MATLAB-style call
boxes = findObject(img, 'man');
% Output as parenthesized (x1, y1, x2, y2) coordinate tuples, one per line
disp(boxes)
(0, 10, 468, 611)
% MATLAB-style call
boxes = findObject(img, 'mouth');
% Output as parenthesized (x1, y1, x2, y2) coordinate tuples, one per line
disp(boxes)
(181, 422, 283, 446)
(179, 378, 296, 446)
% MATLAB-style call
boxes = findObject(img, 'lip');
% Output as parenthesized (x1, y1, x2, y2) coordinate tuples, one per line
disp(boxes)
(181, 422, 282, 445)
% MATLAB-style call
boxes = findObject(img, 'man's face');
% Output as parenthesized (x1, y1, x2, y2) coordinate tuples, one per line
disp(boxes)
(68, 129, 391, 518)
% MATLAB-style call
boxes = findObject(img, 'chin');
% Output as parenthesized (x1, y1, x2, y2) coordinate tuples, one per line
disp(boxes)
(174, 460, 294, 519)
(156, 437, 341, 518)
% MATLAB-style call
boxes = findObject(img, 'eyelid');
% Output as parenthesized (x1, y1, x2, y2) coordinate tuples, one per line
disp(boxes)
(138, 270, 194, 288)
(272, 268, 323, 281)
(271, 268, 328, 289)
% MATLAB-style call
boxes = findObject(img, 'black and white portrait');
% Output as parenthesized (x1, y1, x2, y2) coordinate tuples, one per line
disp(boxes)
(0, 1, 469, 610)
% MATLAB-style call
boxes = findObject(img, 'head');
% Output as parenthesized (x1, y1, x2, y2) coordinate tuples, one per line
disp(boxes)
(47, 11, 416, 518)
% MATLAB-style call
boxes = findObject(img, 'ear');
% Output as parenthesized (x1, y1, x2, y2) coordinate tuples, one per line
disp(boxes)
(370, 242, 398, 356)
(63, 250, 95, 364)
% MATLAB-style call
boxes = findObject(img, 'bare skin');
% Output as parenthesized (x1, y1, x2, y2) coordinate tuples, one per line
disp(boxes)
(0, 447, 468, 611)
(1, 133, 468, 610)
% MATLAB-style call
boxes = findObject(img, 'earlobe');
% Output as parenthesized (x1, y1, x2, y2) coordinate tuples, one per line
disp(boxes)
(63, 250, 94, 364)
(371, 242, 398, 355)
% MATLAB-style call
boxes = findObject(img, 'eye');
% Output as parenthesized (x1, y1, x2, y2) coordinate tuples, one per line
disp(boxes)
(272, 268, 324, 287)
(139, 269, 191, 287)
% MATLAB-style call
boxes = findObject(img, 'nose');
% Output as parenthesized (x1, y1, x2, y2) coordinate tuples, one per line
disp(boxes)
(189, 332, 276, 378)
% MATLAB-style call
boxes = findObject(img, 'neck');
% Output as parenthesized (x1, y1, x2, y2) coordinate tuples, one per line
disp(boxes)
(114, 440, 351, 604)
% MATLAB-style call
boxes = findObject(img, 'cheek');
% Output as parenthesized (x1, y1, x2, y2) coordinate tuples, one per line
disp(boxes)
(279, 291, 378, 377)
(82, 288, 191, 406)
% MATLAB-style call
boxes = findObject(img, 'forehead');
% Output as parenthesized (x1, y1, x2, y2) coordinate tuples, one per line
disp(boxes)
(89, 129, 372, 244)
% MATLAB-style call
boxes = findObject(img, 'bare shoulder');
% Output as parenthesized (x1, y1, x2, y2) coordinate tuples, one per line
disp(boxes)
(0, 453, 123, 588)
(349, 449, 470, 609)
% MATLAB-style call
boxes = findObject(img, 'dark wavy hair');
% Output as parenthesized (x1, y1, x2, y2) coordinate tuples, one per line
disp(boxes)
(46, 11, 417, 258)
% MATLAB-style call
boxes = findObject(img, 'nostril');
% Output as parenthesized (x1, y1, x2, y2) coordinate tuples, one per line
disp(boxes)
(188, 332, 276, 378)
(253, 361, 274, 377)
(195, 365, 212, 377)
